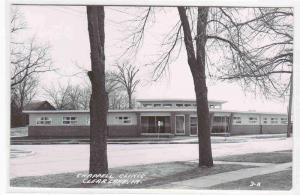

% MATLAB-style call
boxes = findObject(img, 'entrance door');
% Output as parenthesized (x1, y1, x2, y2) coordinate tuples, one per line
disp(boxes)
(190, 116, 198, 136)
(175, 115, 185, 135)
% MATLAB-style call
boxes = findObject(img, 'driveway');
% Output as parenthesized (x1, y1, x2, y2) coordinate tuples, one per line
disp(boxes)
(10, 137, 292, 178)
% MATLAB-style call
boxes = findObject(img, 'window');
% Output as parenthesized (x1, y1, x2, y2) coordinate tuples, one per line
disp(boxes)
(153, 104, 161, 108)
(214, 116, 223, 123)
(175, 115, 185, 134)
(163, 104, 172, 108)
(271, 118, 278, 124)
(281, 118, 288, 124)
(143, 104, 152, 108)
(176, 104, 183, 107)
(190, 116, 198, 135)
(36, 116, 52, 125)
(184, 104, 191, 107)
(249, 117, 258, 124)
(263, 117, 268, 124)
(115, 116, 131, 124)
(233, 117, 242, 124)
(63, 116, 77, 125)
(87, 117, 90, 125)
(209, 104, 215, 108)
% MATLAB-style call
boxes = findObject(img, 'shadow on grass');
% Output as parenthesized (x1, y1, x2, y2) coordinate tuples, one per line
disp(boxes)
(10, 161, 253, 189)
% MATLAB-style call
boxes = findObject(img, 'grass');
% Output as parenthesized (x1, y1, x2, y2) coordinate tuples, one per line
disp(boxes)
(210, 169, 292, 190)
(215, 150, 292, 164)
(10, 150, 292, 189)
(10, 161, 253, 188)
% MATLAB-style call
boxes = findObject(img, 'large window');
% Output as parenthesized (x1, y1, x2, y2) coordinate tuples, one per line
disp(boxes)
(63, 116, 77, 125)
(141, 116, 171, 133)
(36, 116, 52, 125)
(214, 116, 223, 123)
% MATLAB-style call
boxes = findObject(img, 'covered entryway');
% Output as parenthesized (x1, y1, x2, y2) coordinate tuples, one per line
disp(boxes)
(141, 116, 171, 134)
(211, 116, 230, 134)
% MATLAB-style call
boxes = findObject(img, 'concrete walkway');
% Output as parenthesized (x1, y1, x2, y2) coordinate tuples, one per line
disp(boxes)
(212, 160, 274, 167)
(156, 162, 292, 189)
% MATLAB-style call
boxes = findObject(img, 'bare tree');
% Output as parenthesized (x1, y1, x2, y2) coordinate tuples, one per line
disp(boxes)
(207, 8, 293, 137)
(116, 6, 293, 166)
(108, 90, 129, 110)
(10, 7, 52, 89)
(43, 83, 72, 110)
(86, 5, 108, 174)
(67, 85, 82, 110)
(111, 63, 140, 109)
(78, 85, 91, 110)
(121, 7, 213, 167)
(11, 75, 38, 111)
(10, 7, 52, 126)
(177, 7, 213, 166)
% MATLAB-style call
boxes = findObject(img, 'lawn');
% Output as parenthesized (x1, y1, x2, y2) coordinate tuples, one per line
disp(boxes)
(215, 150, 292, 164)
(10, 161, 253, 188)
(10, 150, 292, 190)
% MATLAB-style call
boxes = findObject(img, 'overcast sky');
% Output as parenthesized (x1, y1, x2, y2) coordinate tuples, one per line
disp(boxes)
(14, 5, 290, 113)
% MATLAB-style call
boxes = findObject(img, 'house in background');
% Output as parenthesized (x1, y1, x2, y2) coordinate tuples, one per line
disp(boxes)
(23, 101, 56, 111)
(12, 100, 56, 127)
(23, 99, 288, 137)
(22, 101, 56, 126)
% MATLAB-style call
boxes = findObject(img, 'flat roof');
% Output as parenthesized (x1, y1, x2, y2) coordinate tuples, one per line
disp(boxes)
(136, 98, 227, 103)
(23, 109, 287, 115)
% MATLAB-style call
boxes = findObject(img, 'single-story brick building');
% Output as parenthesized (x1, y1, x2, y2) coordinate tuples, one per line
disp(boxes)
(23, 99, 288, 137)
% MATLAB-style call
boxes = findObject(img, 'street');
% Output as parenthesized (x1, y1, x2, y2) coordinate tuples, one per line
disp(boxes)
(10, 137, 292, 178)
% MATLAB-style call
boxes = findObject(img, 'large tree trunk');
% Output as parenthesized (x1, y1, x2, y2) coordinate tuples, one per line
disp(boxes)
(178, 7, 213, 167)
(86, 5, 108, 174)
(287, 73, 293, 137)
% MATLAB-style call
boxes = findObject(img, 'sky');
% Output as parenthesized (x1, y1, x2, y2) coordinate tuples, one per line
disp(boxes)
(14, 5, 291, 113)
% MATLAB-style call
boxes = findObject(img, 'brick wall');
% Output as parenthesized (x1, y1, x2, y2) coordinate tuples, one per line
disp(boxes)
(231, 125, 287, 135)
(108, 125, 139, 137)
(262, 125, 287, 134)
(231, 125, 261, 135)
(28, 126, 90, 137)
(29, 125, 139, 137)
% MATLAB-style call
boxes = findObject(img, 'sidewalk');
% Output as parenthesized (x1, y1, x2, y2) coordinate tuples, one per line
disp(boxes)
(156, 162, 292, 189)
(10, 134, 287, 145)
